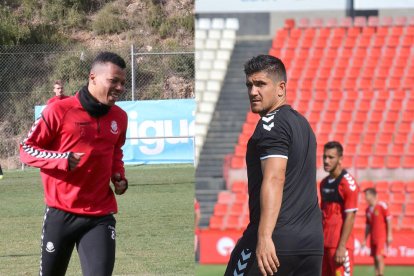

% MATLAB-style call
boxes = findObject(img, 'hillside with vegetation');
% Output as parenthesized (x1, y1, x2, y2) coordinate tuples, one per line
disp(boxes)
(1, 0, 193, 49)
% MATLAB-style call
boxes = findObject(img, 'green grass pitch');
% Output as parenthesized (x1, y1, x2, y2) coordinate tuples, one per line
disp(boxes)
(0, 164, 194, 275)
(196, 264, 414, 275)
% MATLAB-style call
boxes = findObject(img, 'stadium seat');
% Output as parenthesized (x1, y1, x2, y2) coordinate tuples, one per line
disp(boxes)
(390, 216, 400, 230)
(401, 216, 414, 230)
(230, 156, 245, 169)
(235, 193, 248, 204)
(390, 203, 403, 216)
(377, 192, 390, 202)
(226, 215, 241, 229)
(218, 192, 234, 204)
(371, 156, 385, 168)
(232, 181, 247, 193)
(214, 204, 228, 216)
(390, 181, 406, 193)
(386, 156, 401, 168)
(392, 193, 406, 204)
(403, 156, 414, 168)
(405, 204, 414, 216)
(359, 181, 374, 191)
(368, 16, 379, 27)
(210, 215, 225, 229)
(406, 181, 414, 193)
(241, 215, 249, 228)
(375, 181, 389, 193)
(229, 203, 245, 216)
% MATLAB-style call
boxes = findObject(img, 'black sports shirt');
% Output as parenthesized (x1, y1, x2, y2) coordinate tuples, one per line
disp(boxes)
(246, 105, 323, 255)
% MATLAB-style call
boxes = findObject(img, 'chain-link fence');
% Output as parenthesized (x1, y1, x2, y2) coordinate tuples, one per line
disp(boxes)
(0, 44, 194, 169)
(131, 49, 195, 100)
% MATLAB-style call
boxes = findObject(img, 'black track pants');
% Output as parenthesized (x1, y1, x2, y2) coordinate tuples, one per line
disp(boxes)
(39, 207, 116, 276)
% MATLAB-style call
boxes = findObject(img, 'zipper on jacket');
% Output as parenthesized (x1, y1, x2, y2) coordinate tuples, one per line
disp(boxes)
(97, 118, 100, 134)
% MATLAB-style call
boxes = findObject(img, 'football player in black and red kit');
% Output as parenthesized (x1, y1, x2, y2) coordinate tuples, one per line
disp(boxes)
(225, 55, 323, 276)
(20, 52, 128, 276)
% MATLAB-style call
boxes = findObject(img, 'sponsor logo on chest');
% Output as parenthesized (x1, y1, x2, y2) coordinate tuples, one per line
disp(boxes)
(110, 120, 119, 134)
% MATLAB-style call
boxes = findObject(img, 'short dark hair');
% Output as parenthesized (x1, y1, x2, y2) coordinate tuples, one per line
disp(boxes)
(364, 187, 377, 196)
(244, 55, 287, 82)
(54, 80, 63, 86)
(324, 141, 343, 157)
(91, 51, 126, 70)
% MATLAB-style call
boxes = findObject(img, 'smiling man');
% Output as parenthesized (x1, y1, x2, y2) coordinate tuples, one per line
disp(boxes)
(225, 55, 323, 276)
(20, 52, 128, 276)
(320, 141, 359, 276)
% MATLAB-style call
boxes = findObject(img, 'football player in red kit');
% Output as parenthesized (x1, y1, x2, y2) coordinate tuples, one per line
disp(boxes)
(320, 141, 359, 276)
(20, 52, 128, 276)
(362, 188, 393, 276)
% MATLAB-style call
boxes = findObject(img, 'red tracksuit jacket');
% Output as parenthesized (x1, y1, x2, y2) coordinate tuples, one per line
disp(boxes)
(20, 93, 128, 216)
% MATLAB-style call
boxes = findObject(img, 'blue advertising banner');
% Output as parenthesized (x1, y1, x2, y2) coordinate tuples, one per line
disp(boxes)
(35, 99, 195, 164)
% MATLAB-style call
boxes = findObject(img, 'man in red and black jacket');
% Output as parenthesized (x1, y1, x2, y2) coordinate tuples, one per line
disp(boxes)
(320, 141, 359, 276)
(20, 52, 128, 276)
(46, 79, 69, 105)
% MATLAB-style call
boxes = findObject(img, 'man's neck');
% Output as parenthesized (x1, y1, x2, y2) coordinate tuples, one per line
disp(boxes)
(261, 99, 286, 117)
(329, 166, 343, 179)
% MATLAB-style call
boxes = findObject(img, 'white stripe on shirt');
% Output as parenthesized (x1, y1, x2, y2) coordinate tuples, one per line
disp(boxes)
(260, 155, 288, 160)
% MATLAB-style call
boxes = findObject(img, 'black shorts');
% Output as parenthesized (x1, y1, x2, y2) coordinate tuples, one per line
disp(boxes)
(224, 228, 322, 276)
(39, 207, 116, 276)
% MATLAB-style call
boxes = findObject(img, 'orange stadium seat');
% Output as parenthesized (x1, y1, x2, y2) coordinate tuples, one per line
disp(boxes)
(405, 204, 414, 216)
(232, 181, 247, 193)
(406, 181, 414, 193)
(355, 155, 368, 169)
(234, 145, 246, 157)
(401, 216, 414, 230)
(241, 215, 249, 228)
(371, 156, 385, 168)
(218, 191, 234, 204)
(214, 204, 228, 216)
(229, 203, 245, 216)
(375, 181, 389, 192)
(390, 181, 406, 193)
(377, 192, 390, 202)
(230, 156, 245, 169)
(235, 193, 248, 204)
(228, 215, 244, 229)
(390, 216, 400, 230)
(390, 203, 403, 216)
(403, 156, 414, 168)
(210, 215, 225, 229)
(359, 181, 373, 192)
(392, 193, 406, 204)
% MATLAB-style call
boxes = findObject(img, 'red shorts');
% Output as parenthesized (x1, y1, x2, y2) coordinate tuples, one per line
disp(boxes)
(322, 248, 354, 276)
(371, 242, 387, 257)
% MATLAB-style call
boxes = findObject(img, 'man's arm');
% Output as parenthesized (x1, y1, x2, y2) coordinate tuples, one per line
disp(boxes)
(362, 223, 370, 247)
(195, 206, 201, 230)
(111, 118, 128, 195)
(386, 217, 393, 246)
(336, 211, 356, 264)
(20, 111, 72, 171)
(256, 157, 287, 276)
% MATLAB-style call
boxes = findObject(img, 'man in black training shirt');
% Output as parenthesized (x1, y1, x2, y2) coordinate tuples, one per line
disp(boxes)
(225, 55, 323, 276)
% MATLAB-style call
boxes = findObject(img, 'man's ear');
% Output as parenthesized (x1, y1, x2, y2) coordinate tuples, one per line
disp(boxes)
(277, 81, 286, 97)
(89, 72, 96, 85)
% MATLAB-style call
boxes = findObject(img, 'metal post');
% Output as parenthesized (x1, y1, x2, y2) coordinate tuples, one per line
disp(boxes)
(130, 44, 135, 101)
